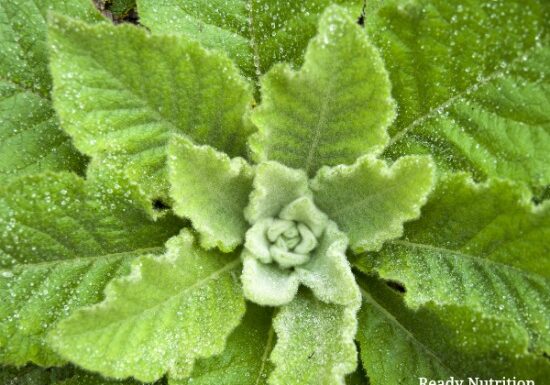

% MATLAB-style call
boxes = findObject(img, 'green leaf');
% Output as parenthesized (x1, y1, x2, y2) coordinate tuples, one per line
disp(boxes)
(49, 230, 245, 383)
(311, 155, 435, 253)
(172, 304, 274, 385)
(136, 0, 363, 81)
(269, 290, 358, 385)
(356, 173, 550, 354)
(48, 14, 253, 201)
(0, 364, 148, 385)
(168, 135, 254, 252)
(356, 275, 550, 384)
(250, 6, 395, 176)
(0, 169, 181, 366)
(367, 0, 550, 190)
(0, 0, 102, 183)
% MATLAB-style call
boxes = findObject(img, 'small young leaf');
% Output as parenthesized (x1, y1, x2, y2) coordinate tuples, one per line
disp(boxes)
(356, 174, 550, 353)
(0, 0, 102, 183)
(49, 230, 245, 382)
(48, 14, 253, 200)
(250, 5, 395, 176)
(0, 170, 180, 366)
(171, 304, 274, 385)
(136, 0, 363, 81)
(168, 136, 254, 252)
(368, 0, 550, 189)
(269, 290, 359, 385)
(311, 155, 435, 252)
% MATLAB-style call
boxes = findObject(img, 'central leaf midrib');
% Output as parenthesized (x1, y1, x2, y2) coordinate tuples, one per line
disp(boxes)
(358, 284, 457, 376)
(61, 258, 242, 336)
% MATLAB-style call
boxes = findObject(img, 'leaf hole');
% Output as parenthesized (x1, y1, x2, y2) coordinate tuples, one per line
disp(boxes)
(152, 199, 170, 211)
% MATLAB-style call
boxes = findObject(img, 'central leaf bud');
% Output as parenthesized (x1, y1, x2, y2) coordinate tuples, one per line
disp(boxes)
(244, 196, 329, 269)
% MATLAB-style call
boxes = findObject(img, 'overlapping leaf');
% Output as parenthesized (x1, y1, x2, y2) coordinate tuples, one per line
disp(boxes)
(366, 0, 550, 190)
(48, 14, 253, 201)
(0, 167, 181, 366)
(168, 136, 254, 252)
(356, 173, 550, 354)
(311, 155, 434, 252)
(356, 275, 550, 384)
(171, 304, 274, 385)
(136, 0, 363, 81)
(269, 290, 359, 385)
(250, 6, 395, 175)
(50, 230, 245, 382)
(0, 0, 102, 183)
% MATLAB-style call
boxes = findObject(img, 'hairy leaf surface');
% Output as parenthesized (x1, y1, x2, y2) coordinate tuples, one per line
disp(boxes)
(368, 0, 550, 189)
(0, 169, 181, 366)
(172, 304, 274, 385)
(168, 136, 254, 252)
(269, 290, 358, 385)
(48, 15, 253, 201)
(356, 275, 550, 384)
(311, 155, 434, 252)
(50, 231, 245, 382)
(356, 174, 550, 353)
(250, 6, 395, 176)
(136, 0, 363, 81)
(0, 0, 102, 183)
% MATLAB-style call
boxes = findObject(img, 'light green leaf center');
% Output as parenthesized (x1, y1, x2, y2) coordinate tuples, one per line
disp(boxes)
(245, 197, 328, 269)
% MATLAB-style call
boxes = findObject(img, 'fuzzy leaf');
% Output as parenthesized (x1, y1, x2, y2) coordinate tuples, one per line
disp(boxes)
(368, 0, 550, 190)
(269, 290, 358, 385)
(172, 304, 274, 385)
(49, 230, 245, 382)
(48, 14, 253, 200)
(136, 0, 363, 81)
(0, 0, 102, 183)
(0, 169, 181, 366)
(356, 275, 550, 384)
(356, 174, 550, 353)
(244, 162, 310, 224)
(311, 155, 435, 252)
(250, 6, 394, 176)
(168, 136, 254, 252)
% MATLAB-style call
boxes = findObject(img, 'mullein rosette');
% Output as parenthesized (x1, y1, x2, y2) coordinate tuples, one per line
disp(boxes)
(47, 6, 435, 384)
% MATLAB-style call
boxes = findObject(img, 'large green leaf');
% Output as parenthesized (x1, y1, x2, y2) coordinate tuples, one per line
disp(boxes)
(250, 5, 395, 176)
(0, 0, 102, 183)
(311, 155, 434, 252)
(50, 230, 245, 383)
(172, 304, 274, 385)
(136, 0, 363, 81)
(168, 135, 254, 252)
(269, 290, 358, 385)
(356, 173, 550, 354)
(0, 168, 181, 366)
(356, 275, 550, 384)
(367, 0, 550, 190)
(48, 14, 253, 201)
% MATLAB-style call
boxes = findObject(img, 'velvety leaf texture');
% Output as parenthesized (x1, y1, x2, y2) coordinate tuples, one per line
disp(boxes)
(356, 173, 550, 354)
(368, 0, 550, 189)
(0, 0, 102, 183)
(356, 275, 550, 384)
(311, 155, 435, 252)
(0, 169, 181, 366)
(136, 0, 363, 81)
(172, 304, 274, 385)
(50, 230, 245, 382)
(269, 290, 359, 385)
(48, 14, 253, 200)
(250, 6, 395, 176)
(168, 135, 254, 252)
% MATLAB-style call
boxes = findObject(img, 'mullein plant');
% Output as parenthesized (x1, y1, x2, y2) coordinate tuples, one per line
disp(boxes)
(0, 0, 549, 384)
